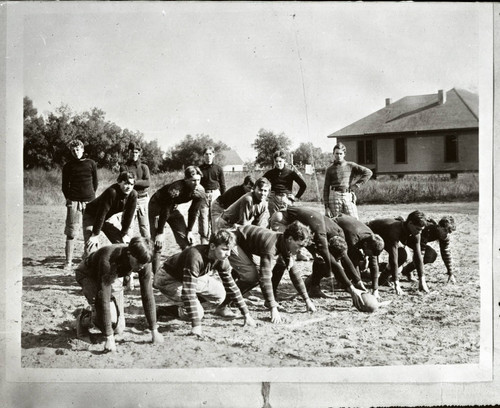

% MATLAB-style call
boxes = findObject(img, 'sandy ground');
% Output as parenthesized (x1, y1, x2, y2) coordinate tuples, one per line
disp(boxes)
(21, 201, 479, 368)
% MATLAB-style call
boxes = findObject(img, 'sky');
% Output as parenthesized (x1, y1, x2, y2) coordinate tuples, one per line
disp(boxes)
(22, 2, 483, 162)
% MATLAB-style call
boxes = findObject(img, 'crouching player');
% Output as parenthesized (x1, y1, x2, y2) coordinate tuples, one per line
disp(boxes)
(269, 207, 368, 308)
(218, 222, 316, 324)
(153, 229, 256, 336)
(75, 237, 163, 352)
(401, 215, 457, 284)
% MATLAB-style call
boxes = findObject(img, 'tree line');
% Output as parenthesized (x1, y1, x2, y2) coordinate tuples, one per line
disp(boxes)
(23, 97, 331, 173)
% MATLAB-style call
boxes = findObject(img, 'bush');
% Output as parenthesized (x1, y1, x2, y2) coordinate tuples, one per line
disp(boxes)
(24, 169, 479, 206)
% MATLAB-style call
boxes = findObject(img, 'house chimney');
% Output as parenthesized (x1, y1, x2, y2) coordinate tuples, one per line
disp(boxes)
(438, 89, 446, 105)
(385, 98, 391, 107)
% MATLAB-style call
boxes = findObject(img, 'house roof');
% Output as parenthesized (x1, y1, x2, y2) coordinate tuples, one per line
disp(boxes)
(219, 149, 244, 165)
(328, 88, 478, 138)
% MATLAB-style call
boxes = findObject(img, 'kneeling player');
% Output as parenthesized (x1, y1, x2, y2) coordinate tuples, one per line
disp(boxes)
(74, 237, 163, 352)
(154, 229, 256, 336)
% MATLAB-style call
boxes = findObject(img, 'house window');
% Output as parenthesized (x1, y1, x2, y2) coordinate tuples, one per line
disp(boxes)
(394, 137, 407, 163)
(357, 140, 374, 164)
(445, 135, 458, 162)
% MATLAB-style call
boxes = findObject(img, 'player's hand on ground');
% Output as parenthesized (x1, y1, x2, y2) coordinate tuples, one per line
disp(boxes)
(187, 231, 194, 245)
(419, 276, 430, 293)
(371, 289, 380, 300)
(104, 335, 116, 352)
(325, 207, 332, 218)
(151, 328, 164, 344)
(243, 314, 257, 327)
(447, 273, 456, 284)
(154, 233, 164, 250)
(350, 287, 365, 310)
(305, 298, 316, 313)
(270, 307, 282, 324)
(122, 234, 131, 244)
(393, 280, 404, 295)
(190, 325, 203, 337)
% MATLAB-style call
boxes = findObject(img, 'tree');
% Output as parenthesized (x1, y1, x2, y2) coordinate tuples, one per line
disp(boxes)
(292, 142, 324, 166)
(251, 128, 292, 168)
(161, 134, 229, 171)
(23, 97, 52, 169)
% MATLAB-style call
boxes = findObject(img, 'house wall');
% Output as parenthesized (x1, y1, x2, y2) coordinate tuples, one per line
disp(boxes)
(338, 130, 478, 175)
(222, 164, 244, 172)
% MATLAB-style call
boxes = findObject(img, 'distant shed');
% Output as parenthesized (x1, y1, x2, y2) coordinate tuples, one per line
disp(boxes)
(220, 149, 245, 172)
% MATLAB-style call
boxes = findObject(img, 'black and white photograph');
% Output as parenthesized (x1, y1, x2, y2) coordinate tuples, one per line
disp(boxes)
(2, 1, 498, 407)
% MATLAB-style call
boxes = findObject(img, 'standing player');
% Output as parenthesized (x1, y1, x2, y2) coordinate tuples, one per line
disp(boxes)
(323, 142, 372, 219)
(74, 237, 163, 352)
(214, 177, 270, 231)
(263, 150, 307, 218)
(211, 175, 255, 227)
(119, 142, 151, 238)
(148, 166, 206, 274)
(82, 171, 137, 256)
(401, 216, 457, 284)
(61, 139, 98, 270)
(154, 229, 256, 336)
(198, 147, 226, 244)
(218, 222, 316, 324)
(366, 211, 428, 296)
(269, 207, 368, 307)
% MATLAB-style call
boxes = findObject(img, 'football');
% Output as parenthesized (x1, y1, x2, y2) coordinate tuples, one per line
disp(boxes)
(357, 292, 379, 313)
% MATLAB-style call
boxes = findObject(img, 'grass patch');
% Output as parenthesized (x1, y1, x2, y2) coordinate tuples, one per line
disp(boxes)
(24, 168, 479, 206)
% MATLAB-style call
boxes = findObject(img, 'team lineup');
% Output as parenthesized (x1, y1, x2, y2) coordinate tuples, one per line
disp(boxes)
(62, 140, 457, 353)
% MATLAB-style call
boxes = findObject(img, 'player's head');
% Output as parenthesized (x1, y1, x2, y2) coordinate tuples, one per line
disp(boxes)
(127, 237, 153, 271)
(333, 142, 346, 162)
(436, 215, 456, 240)
(406, 210, 427, 235)
(203, 146, 215, 164)
(184, 166, 202, 188)
(328, 235, 348, 260)
(360, 234, 385, 256)
(253, 177, 271, 202)
(283, 221, 311, 255)
(242, 175, 256, 192)
(68, 139, 84, 159)
(127, 142, 142, 161)
(209, 229, 236, 261)
(117, 171, 135, 195)
(273, 150, 287, 169)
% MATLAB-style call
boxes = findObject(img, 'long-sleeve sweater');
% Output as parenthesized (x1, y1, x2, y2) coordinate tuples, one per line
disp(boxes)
(149, 180, 205, 234)
(200, 163, 226, 194)
(162, 245, 249, 327)
(235, 224, 309, 308)
(215, 184, 247, 209)
(283, 207, 360, 287)
(119, 160, 150, 196)
(221, 192, 269, 227)
(323, 161, 372, 203)
(84, 183, 138, 236)
(263, 166, 307, 198)
(62, 158, 98, 202)
(84, 244, 157, 336)
(420, 218, 454, 273)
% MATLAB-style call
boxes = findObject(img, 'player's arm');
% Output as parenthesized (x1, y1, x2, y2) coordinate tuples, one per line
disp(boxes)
(288, 262, 316, 313)
(62, 165, 70, 199)
(259, 254, 282, 324)
(120, 191, 137, 241)
(292, 171, 307, 199)
(439, 236, 456, 282)
(218, 266, 255, 327)
(91, 161, 99, 193)
(387, 243, 403, 295)
(352, 163, 373, 187)
(92, 189, 114, 236)
(411, 235, 429, 293)
(323, 168, 332, 216)
(180, 258, 203, 335)
(218, 167, 226, 195)
(138, 263, 164, 343)
(97, 257, 116, 351)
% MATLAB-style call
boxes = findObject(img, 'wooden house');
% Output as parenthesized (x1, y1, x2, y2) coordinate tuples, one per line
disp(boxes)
(327, 88, 478, 177)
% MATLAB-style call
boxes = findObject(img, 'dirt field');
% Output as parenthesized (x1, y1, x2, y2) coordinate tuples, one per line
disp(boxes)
(21, 201, 480, 369)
